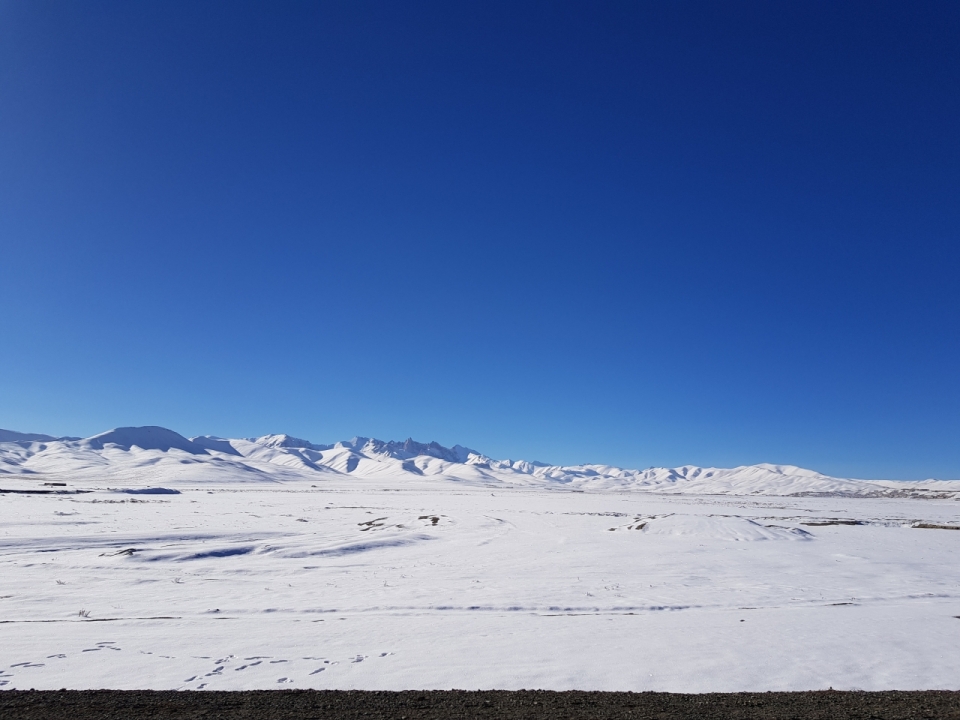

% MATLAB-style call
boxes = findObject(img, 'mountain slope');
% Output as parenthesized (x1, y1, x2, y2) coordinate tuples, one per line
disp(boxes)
(0, 429, 65, 443)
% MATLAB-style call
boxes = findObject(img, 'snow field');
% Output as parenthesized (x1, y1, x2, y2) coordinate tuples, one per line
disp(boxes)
(1, 482, 958, 691)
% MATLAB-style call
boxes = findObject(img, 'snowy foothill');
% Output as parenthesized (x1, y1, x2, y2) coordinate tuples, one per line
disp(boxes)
(1, 426, 959, 691)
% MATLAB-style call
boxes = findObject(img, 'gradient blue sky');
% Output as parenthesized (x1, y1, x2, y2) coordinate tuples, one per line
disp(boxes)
(2, 2, 958, 478)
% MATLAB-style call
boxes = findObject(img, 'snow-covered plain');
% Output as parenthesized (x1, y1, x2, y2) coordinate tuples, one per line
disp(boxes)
(1, 427, 958, 691)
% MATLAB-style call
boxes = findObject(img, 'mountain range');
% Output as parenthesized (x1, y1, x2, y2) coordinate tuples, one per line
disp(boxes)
(1, 425, 958, 498)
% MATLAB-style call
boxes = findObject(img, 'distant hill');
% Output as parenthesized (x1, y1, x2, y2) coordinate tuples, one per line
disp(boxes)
(0, 429, 71, 443)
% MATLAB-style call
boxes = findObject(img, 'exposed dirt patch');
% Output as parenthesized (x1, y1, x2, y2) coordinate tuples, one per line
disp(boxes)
(2, 689, 960, 719)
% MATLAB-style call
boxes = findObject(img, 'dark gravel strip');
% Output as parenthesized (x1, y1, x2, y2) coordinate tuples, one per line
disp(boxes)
(2, 690, 960, 719)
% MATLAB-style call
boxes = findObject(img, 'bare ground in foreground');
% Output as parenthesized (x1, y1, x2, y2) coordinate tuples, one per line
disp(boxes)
(2, 690, 960, 719)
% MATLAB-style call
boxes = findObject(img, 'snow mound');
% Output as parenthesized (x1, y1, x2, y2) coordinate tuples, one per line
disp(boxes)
(641, 515, 811, 541)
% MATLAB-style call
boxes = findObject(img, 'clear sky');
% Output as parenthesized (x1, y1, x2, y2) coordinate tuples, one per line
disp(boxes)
(2, 2, 958, 479)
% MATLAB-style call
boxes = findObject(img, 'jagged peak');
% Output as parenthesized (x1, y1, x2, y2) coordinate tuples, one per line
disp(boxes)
(335, 436, 484, 464)
(251, 434, 331, 451)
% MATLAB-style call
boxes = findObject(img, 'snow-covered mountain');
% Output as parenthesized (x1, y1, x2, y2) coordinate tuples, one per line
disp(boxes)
(1, 425, 957, 498)
(0, 429, 75, 443)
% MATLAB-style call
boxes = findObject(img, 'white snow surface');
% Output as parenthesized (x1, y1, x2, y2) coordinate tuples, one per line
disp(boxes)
(1, 426, 959, 691)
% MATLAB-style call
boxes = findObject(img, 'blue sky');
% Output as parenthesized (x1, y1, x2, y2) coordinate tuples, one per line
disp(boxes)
(2, 2, 958, 478)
